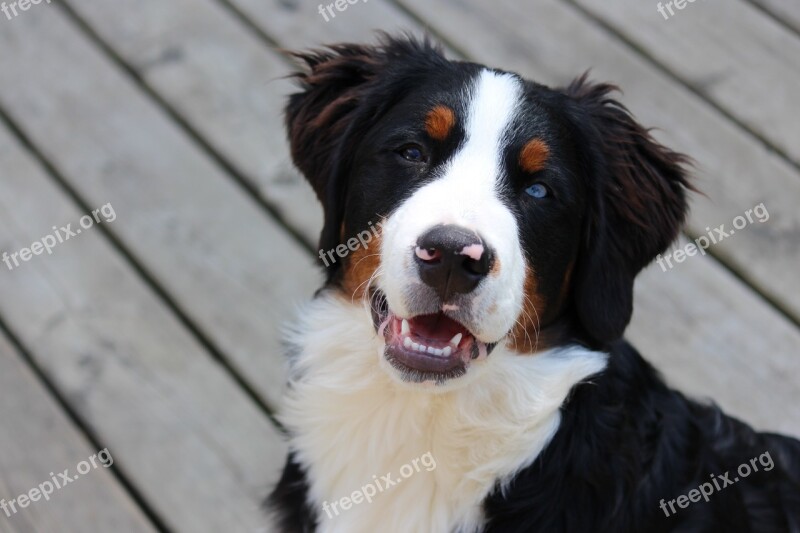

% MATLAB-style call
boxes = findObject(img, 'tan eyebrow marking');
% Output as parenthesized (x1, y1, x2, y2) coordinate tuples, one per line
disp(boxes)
(519, 138, 550, 173)
(425, 105, 456, 141)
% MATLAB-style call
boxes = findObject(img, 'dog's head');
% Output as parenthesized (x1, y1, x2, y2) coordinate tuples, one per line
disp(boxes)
(286, 36, 692, 388)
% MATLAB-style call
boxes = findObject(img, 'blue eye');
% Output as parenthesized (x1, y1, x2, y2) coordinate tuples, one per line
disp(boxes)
(398, 144, 426, 163)
(525, 183, 549, 199)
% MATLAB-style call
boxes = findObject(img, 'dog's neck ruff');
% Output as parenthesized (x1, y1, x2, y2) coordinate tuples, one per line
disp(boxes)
(280, 292, 607, 533)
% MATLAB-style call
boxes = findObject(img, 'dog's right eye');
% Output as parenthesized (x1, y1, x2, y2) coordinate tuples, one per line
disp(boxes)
(525, 183, 549, 199)
(397, 144, 428, 164)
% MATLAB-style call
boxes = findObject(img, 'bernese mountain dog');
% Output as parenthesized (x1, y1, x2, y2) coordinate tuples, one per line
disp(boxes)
(268, 35, 800, 532)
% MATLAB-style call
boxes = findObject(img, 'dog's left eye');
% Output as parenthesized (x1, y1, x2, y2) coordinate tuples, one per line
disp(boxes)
(525, 183, 549, 199)
(397, 144, 428, 163)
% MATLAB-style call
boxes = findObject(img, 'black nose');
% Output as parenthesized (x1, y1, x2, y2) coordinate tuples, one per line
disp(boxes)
(414, 225, 495, 302)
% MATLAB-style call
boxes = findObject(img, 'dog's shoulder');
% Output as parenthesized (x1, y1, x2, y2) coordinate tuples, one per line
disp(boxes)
(483, 341, 800, 532)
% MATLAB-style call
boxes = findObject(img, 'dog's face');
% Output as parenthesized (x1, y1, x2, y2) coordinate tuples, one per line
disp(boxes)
(353, 68, 586, 384)
(287, 37, 691, 388)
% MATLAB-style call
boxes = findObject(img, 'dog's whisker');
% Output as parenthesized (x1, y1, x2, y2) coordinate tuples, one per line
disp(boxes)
(349, 254, 383, 304)
(357, 265, 384, 321)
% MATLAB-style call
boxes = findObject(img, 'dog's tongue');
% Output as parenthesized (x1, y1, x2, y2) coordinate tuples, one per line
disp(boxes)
(409, 313, 469, 343)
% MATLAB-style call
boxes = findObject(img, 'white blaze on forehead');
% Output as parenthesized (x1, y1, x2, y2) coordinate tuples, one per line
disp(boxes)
(451, 69, 523, 191)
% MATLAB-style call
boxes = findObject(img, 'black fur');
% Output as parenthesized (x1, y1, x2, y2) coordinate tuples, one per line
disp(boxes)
(269, 455, 317, 532)
(564, 75, 695, 347)
(482, 341, 800, 532)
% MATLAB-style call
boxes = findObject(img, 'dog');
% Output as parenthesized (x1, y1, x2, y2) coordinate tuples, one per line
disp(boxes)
(268, 36, 800, 532)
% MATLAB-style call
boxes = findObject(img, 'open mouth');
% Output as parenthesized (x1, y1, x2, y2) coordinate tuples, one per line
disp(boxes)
(371, 291, 493, 384)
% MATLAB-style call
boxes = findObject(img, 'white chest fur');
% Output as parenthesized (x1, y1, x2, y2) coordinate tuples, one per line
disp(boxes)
(279, 294, 607, 533)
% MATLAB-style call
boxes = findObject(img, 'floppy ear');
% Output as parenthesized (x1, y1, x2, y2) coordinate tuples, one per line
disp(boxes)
(285, 42, 386, 263)
(564, 74, 694, 347)
(286, 43, 392, 200)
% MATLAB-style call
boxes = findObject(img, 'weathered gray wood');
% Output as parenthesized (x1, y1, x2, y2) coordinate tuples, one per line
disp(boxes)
(572, 0, 800, 170)
(0, 333, 155, 533)
(63, 0, 322, 243)
(396, 0, 800, 327)
(0, 1, 320, 409)
(751, 0, 800, 34)
(227, 0, 418, 46)
(630, 239, 800, 436)
(0, 109, 285, 532)
(62, 0, 421, 246)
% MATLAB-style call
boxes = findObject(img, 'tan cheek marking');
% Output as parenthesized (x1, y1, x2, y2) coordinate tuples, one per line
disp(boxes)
(519, 138, 550, 173)
(425, 105, 456, 141)
(508, 264, 547, 354)
(340, 233, 383, 300)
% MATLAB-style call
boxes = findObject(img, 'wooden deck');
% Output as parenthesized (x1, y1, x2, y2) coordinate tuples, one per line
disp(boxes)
(0, 1, 798, 531)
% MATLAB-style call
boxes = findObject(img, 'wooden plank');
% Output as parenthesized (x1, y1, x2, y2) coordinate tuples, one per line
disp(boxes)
(63, 0, 321, 243)
(61, 0, 420, 245)
(571, 0, 800, 169)
(224, 0, 419, 46)
(224, 0, 800, 435)
(0, 333, 155, 533)
(630, 239, 800, 436)
(0, 107, 285, 532)
(0, 1, 320, 409)
(751, 0, 800, 34)
(395, 0, 800, 327)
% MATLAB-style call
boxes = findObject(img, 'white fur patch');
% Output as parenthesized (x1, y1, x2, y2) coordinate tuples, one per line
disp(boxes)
(279, 293, 608, 533)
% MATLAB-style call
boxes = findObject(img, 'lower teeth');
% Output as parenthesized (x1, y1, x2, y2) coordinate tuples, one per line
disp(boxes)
(401, 337, 454, 357)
